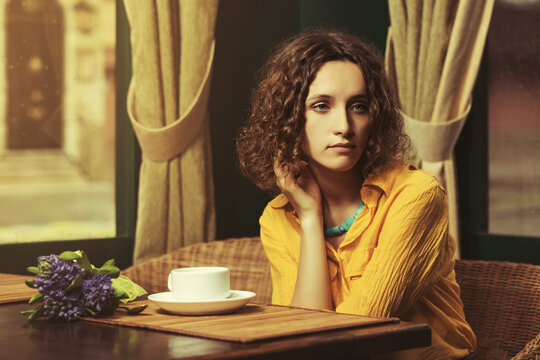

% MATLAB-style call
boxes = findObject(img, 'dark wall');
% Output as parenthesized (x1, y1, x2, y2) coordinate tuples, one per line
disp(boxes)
(209, 1, 300, 239)
(299, 0, 389, 52)
(210, 1, 390, 239)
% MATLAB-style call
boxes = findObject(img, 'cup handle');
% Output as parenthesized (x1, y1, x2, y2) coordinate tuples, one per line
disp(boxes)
(168, 273, 172, 292)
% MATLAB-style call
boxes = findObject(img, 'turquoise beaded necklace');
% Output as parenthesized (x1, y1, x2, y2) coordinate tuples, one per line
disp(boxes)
(324, 203, 365, 237)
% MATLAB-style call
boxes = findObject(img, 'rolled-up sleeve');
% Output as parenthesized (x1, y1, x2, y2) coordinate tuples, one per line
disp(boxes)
(336, 183, 452, 317)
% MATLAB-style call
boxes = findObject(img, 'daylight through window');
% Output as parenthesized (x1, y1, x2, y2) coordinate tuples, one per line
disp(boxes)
(0, 0, 116, 243)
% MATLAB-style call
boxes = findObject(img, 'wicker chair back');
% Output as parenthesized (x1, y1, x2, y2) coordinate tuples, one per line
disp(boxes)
(455, 259, 540, 360)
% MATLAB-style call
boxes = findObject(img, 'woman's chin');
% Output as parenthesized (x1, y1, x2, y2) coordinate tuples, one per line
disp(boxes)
(312, 161, 359, 174)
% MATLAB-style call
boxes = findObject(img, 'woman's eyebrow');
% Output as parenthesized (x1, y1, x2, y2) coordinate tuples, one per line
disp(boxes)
(306, 94, 333, 102)
(306, 93, 367, 104)
(349, 93, 368, 100)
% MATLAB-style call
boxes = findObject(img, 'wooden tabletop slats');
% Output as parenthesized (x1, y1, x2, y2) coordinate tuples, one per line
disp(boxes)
(0, 273, 37, 304)
(83, 300, 398, 343)
(0, 292, 431, 359)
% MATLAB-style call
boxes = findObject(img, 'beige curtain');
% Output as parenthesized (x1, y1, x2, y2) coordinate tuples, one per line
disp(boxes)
(124, 0, 219, 264)
(385, 0, 494, 255)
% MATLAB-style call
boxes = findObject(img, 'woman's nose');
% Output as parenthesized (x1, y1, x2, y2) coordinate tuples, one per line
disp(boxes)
(333, 108, 352, 136)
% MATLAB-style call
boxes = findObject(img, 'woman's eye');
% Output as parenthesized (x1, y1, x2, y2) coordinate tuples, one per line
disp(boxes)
(350, 103, 367, 113)
(312, 103, 329, 112)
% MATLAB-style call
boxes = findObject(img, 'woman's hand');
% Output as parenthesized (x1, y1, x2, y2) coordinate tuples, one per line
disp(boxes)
(274, 159, 332, 310)
(274, 160, 322, 220)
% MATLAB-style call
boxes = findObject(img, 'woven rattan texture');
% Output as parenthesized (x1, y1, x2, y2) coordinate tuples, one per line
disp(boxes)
(512, 333, 540, 360)
(455, 260, 540, 360)
(122, 237, 273, 303)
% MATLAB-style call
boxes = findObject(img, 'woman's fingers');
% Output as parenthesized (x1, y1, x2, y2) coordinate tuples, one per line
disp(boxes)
(273, 158, 322, 218)
(274, 159, 309, 195)
(274, 158, 291, 190)
(274, 158, 314, 190)
(296, 161, 311, 181)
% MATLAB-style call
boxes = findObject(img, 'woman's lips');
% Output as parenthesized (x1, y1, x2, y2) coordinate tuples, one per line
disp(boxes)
(329, 143, 354, 148)
(328, 143, 355, 153)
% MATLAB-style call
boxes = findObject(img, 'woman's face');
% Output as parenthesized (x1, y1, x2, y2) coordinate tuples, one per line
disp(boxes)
(302, 60, 371, 175)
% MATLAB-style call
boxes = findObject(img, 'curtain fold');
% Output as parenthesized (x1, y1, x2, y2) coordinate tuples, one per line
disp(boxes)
(386, 0, 494, 255)
(124, 0, 219, 264)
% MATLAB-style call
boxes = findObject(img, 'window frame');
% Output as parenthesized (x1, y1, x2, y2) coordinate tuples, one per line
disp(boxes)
(0, 0, 139, 274)
(456, 45, 540, 265)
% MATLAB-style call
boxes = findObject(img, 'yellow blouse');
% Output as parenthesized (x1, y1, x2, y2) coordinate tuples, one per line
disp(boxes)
(259, 163, 476, 360)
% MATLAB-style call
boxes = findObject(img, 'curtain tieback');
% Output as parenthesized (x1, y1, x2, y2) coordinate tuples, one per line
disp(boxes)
(403, 98, 472, 162)
(126, 40, 216, 162)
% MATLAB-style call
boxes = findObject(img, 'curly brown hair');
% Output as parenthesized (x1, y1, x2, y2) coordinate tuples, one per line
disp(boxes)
(236, 29, 409, 192)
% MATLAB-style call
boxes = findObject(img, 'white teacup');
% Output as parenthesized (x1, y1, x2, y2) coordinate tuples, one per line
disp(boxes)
(167, 267, 230, 301)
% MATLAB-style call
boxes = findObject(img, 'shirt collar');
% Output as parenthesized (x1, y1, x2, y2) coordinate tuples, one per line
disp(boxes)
(268, 162, 406, 210)
(269, 193, 290, 209)
(365, 161, 409, 195)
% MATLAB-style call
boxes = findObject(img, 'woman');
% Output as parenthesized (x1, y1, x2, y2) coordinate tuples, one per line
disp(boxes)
(237, 30, 476, 360)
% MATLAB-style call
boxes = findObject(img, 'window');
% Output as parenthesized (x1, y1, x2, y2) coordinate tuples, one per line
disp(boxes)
(0, 0, 116, 243)
(0, 0, 138, 273)
(457, 0, 540, 264)
(487, 0, 540, 237)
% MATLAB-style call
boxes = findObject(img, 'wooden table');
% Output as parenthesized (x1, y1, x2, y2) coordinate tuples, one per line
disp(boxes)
(0, 301, 430, 360)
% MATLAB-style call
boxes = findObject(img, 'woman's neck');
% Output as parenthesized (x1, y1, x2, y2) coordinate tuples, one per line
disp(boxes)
(309, 163, 364, 226)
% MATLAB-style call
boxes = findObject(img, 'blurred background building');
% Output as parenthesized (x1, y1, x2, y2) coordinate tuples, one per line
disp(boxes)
(0, 0, 116, 243)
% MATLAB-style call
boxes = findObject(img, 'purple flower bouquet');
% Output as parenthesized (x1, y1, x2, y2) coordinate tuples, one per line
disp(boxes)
(22, 250, 146, 322)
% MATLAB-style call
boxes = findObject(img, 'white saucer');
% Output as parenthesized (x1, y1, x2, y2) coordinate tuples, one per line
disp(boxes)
(148, 290, 256, 315)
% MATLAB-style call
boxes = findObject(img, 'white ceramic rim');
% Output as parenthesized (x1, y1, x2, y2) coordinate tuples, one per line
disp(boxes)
(170, 266, 229, 273)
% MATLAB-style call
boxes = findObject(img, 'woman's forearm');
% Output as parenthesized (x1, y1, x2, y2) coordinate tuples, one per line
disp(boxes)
(290, 214, 333, 310)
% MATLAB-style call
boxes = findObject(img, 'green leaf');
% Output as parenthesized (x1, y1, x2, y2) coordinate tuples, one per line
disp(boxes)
(59, 251, 81, 262)
(21, 305, 45, 320)
(90, 264, 98, 276)
(111, 275, 147, 304)
(66, 274, 83, 292)
(97, 264, 120, 278)
(114, 288, 126, 298)
(26, 266, 40, 275)
(29, 305, 44, 320)
(29, 292, 44, 304)
(103, 259, 115, 267)
(78, 251, 92, 273)
(25, 279, 35, 289)
(85, 308, 97, 316)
